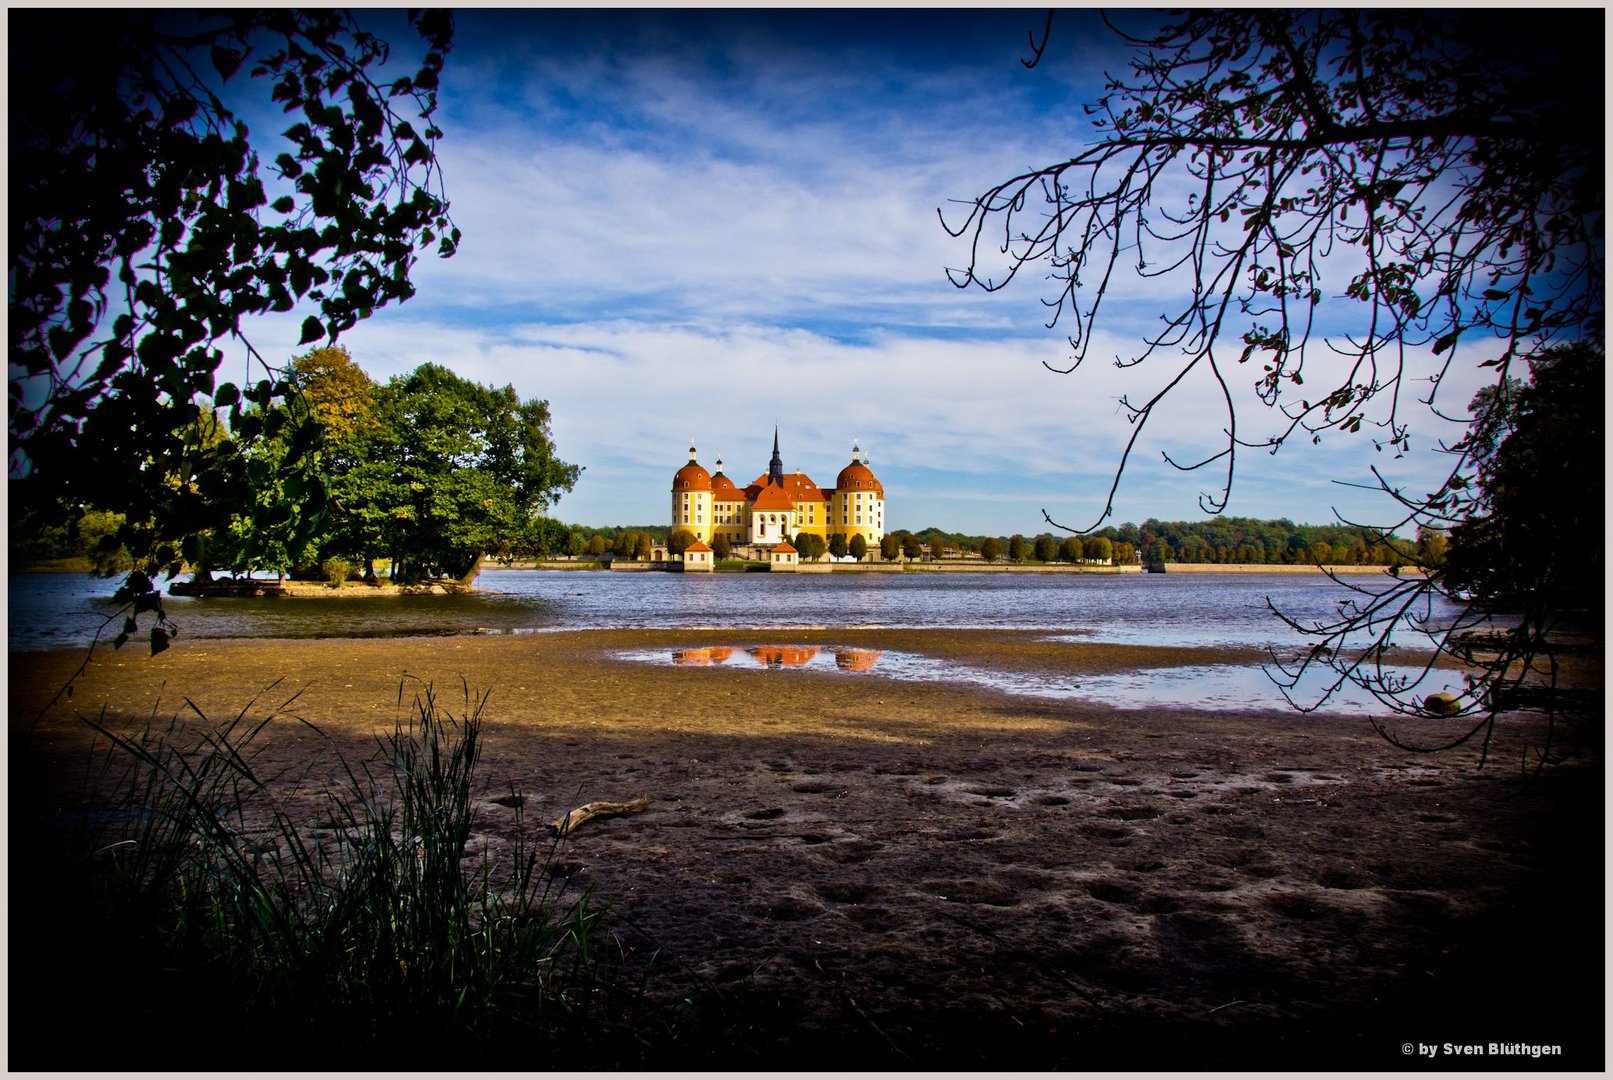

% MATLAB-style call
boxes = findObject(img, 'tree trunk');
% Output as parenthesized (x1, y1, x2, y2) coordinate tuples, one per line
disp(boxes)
(456, 551, 484, 588)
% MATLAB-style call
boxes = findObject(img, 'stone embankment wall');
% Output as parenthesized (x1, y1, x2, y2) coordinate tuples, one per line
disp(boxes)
(485, 559, 1405, 576)
(1156, 563, 1400, 575)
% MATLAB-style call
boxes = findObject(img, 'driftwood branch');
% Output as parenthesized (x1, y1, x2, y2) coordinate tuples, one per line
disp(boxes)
(548, 797, 651, 837)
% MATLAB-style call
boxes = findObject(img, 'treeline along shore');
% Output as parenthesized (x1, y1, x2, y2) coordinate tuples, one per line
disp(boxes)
(161, 560, 1415, 594)
(507, 560, 1407, 576)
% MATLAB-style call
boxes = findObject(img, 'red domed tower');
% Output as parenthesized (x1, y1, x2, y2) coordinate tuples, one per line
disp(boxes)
(830, 440, 884, 548)
(670, 443, 714, 543)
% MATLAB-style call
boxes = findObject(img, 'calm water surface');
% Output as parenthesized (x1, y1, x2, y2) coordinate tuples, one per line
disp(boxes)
(9, 569, 1461, 714)
(9, 568, 1440, 649)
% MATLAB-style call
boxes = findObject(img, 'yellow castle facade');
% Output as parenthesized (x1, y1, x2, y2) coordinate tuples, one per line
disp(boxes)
(671, 430, 885, 550)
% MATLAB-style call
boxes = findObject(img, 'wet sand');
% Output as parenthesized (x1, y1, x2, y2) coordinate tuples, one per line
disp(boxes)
(8, 629, 1603, 1070)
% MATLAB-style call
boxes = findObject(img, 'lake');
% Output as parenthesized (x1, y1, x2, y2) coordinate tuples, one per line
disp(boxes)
(9, 567, 1436, 651)
(8, 569, 1464, 715)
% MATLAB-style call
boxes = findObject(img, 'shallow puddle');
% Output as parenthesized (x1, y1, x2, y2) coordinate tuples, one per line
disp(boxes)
(615, 646, 1463, 716)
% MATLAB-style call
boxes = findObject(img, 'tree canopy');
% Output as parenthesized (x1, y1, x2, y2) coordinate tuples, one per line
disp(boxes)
(946, 10, 1602, 733)
(331, 364, 580, 583)
(10, 9, 458, 593)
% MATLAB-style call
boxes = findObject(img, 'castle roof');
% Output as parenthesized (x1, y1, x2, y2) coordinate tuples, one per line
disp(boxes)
(751, 483, 796, 510)
(773, 540, 797, 554)
(674, 461, 712, 491)
(685, 540, 712, 552)
(710, 471, 742, 500)
(836, 459, 882, 495)
(749, 471, 826, 502)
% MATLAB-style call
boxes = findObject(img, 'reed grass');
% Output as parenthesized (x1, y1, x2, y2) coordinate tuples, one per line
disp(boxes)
(47, 683, 646, 1069)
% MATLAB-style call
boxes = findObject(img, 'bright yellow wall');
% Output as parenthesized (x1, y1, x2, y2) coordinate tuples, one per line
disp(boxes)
(670, 490, 714, 544)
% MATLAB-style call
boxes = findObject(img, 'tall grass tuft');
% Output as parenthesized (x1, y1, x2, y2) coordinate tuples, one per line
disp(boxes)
(40, 684, 639, 1069)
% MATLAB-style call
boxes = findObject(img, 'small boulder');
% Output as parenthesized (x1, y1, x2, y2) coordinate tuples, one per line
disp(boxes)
(1423, 691, 1461, 717)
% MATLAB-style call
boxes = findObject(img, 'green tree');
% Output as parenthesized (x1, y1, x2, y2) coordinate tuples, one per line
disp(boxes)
(828, 533, 848, 559)
(615, 530, 650, 562)
(710, 533, 732, 561)
(10, 11, 458, 583)
(1058, 536, 1083, 563)
(1278, 346, 1602, 743)
(79, 510, 135, 575)
(792, 532, 827, 561)
(850, 534, 870, 561)
(1007, 534, 1027, 562)
(584, 534, 608, 558)
(897, 534, 919, 561)
(332, 365, 577, 584)
(1445, 346, 1601, 619)
(880, 534, 900, 561)
(1111, 541, 1137, 567)
(1083, 536, 1113, 564)
(981, 537, 1004, 563)
(929, 535, 945, 561)
(1033, 535, 1057, 562)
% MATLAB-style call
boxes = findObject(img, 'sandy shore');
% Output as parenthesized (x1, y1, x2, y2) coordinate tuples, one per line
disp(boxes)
(8, 629, 1603, 1069)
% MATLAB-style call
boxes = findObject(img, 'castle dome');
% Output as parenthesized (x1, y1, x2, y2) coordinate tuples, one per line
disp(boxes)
(836, 458, 882, 495)
(673, 444, 712, 491)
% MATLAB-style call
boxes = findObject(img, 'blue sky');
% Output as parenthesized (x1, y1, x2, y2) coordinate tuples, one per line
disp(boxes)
(232, 8, 1482, 536)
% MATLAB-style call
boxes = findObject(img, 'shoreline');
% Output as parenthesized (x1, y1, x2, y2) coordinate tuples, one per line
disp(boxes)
(497, 559, 1405, 575)
(9, 628, 1601, 1070)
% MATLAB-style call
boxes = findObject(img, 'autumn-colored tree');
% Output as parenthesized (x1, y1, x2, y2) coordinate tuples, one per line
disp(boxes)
(291, 346, 378, 448)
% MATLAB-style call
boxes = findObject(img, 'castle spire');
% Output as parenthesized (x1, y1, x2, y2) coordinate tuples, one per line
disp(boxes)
(768, 426, 784, 486)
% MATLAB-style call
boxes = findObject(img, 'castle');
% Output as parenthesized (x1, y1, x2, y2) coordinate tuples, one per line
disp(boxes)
(671, 431, 885, 553)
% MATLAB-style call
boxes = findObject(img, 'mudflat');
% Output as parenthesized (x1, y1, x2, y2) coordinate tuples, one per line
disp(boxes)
(9, 629, 1603, 1070)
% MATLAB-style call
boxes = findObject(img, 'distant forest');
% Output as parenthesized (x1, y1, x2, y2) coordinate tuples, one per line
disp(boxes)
(524, 516, 1435, 568)
(16, 511, 1437, 572)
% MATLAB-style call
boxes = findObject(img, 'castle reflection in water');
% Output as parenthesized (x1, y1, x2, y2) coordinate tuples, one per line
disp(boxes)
(669, 645, 882, 671)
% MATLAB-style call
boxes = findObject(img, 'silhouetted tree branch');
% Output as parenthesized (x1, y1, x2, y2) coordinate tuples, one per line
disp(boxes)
(945, 10, 1602, 736)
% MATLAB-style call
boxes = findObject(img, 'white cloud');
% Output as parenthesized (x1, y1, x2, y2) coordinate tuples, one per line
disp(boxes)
(215, 12, 1497, 537)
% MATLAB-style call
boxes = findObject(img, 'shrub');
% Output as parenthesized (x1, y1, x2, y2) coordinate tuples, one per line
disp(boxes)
(321, 556, 354, 585)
